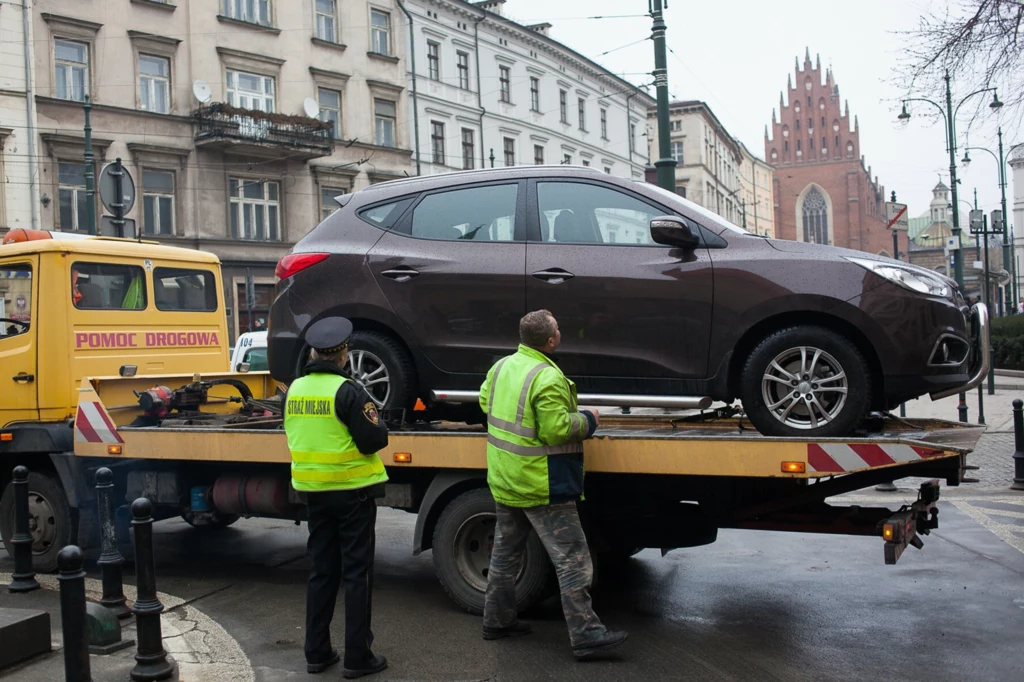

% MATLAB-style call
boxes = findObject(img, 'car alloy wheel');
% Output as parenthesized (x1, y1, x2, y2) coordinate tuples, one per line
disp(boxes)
(761, 346, 849, 430)
(346, 349, 391, 408)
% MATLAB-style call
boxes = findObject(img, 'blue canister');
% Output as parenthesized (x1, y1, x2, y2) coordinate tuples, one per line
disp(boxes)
(190, 486, 210, 512)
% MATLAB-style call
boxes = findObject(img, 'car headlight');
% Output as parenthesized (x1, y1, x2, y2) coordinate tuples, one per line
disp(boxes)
(846, 257, 950, 298)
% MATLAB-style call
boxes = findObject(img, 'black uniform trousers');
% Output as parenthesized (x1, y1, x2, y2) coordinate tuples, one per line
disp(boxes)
(304, 487, 378, 668)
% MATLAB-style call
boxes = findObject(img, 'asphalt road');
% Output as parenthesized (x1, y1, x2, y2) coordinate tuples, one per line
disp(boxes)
(39, 496, 1013, 682)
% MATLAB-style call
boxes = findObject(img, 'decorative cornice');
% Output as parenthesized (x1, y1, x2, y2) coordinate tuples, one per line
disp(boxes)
(126, 30, 182, 47)
(311, 38, 347, 53)
(216, 47, 285, 70)
(366, 79, 404, 95)
(130, 0, 177, 11)
(41, 13, 103, 33)
(216, 15, 282, 35)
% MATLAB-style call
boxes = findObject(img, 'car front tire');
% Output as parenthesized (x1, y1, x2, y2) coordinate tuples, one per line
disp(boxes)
(740, 326, 871, 438)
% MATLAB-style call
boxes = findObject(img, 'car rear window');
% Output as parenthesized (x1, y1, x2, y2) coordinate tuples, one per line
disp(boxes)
(72, 262, 146, 310)
(154, 267, 218, 312)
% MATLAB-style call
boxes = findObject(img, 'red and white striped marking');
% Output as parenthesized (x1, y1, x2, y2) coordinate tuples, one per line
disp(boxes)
(75, 400, 124, 444)
(807, 442, 942, 473)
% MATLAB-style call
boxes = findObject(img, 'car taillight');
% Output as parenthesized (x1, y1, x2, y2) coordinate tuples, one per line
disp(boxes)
(275, 253, 329, 280)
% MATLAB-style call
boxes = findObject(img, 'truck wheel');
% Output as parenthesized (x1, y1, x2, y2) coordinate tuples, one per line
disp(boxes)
(0, 472, 72, 573)
(741, 326, 871, 438)
(432, 488, 549, 616)
(181, 512, 240, 528)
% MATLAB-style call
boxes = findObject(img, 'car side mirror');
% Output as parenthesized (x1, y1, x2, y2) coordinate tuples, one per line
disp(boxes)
(650, 216, 700, 249)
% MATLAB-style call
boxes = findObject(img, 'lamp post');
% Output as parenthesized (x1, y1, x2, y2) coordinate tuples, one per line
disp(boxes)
(961, 126, 1012, 314)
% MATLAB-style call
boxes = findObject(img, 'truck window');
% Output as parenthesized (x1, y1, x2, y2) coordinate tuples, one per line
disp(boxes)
(72, 262, 147, 310)
(242, 347, 269, 371)
(153, 267, 218, 312)
(0, 263, 33, 338)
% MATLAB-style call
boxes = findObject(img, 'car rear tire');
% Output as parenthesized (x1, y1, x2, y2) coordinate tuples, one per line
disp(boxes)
(0, 471, 72, 573)
(740, 326, 871, 438)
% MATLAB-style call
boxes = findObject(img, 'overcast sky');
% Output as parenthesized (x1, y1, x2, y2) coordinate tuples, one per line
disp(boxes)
(508, 0, 1020, 219)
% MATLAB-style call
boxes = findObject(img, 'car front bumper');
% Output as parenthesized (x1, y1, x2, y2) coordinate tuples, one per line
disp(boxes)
(929, 302, 990, 400)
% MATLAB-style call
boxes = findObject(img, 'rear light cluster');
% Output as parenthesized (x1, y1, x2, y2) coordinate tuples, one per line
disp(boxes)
(275, 252, 329, 280)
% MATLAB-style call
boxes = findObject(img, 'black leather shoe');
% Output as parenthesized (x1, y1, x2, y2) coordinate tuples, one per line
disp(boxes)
(483, 621, 533, 640)
(573, 630, 628, 660)
(343, 653, 388, 679)
(307, 649, 340, 674)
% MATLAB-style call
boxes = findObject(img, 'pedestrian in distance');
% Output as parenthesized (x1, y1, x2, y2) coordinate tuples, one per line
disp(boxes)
(479, 310, 628, 660)
(284, 317, 390, 678)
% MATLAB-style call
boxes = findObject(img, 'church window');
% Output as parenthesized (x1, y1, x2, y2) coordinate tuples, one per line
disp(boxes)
(785, 141, 789, 151)
(802, 187, 829, 244)
(796, 119, 800, 131)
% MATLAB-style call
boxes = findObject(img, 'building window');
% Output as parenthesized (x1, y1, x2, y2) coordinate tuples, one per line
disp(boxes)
(785, 140, 789, 152)
(320, 186, 343, 221)
(559, 90, 568, 123)
(318, 88, 341, 138)
(55, 40, 89, 102)
(530, 77, 540, 111)
(138, 55, 170, 114)
(370, 9, 391, 56)
(142, 169, 175, 235)
(600, 109, 608, 139)
(461, 128, 474, 170)
(427, 41, 440, 81)
(457, 51, 470, 89)
(222, 0, 271, 26)
(676, 185, 686, 198)
(582, 159, 589, 167)
(226, 70, 275, 111)
(374, 99, 396, 147)
(629, 123, 636, 152)
(563, 153, 572, 165)
(604, 166, 611, 174)
(229, 177, 280, 241)
(671, 141, 684, 164)
(577, 97, 586, 130)
(534, 145, 544, 165)
(801, 186, 829, 245)
(58, 162, 90, 232)
(499, 65, 511, 103)
(315, 0, 338, 42)
(503, 137, 515, 166)
(796, 119, 800, 131)
(431, 121, 445, 165)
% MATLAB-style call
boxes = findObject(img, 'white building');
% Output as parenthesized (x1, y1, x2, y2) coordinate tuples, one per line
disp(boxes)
(0, 0, 39, 230)
(399, 0, 654, 179)
(1010, 143, 1024, 303)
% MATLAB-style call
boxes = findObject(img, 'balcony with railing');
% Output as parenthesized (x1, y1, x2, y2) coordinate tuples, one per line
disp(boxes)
(193, 103, 334, 160)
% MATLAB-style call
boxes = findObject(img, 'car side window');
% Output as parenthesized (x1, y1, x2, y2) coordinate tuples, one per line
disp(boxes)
(153, 267, 218, 312)
(358, 197, 414, 230)
(0, 263, 33, 339)
(536, 182, 662, 245)
(409, 184, 518, 241)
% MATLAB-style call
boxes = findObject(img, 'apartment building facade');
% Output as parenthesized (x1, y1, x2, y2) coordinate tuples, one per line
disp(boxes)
(401, 0, 653, 179)
(26, 0, 413, 341)
(0, 0, 38, 232)
(737, 141, 775, 237)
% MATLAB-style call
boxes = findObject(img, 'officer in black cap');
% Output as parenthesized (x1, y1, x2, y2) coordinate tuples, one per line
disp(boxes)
(283, 316, 390, 677)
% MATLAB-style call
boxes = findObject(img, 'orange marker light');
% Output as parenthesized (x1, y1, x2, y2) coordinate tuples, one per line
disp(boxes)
(393, 452, 412, 463)
(0, 433, 12, 442)
(107, 445, 123, 455)
(882, 523, 895, 542)
(781, 461, 806, 473)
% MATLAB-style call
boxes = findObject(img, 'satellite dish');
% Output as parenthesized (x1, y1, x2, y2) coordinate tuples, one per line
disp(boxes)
(192, 80, 211, 104)
(303, 97, 320, 118)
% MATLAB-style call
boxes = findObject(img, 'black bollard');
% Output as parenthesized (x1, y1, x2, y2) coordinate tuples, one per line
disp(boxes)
(1012, 399, 1024, 491)
(95, 468, 130, 618)
(130, 498, 175, 682)
(958, 392, 969, 423)
(58, 545, 91, 682)
(8, 466, 40, 593)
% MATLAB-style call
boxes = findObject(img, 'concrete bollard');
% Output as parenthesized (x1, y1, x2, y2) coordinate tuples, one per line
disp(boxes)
(130, 498, 176, 682)
(1012, 399, 1024, 491)
(58, 545, 91, 682)
(95, 468, 130, 618)
(8, 466, 40, 593)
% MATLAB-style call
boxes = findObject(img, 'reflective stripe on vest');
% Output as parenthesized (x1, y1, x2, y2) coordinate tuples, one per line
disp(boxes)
(486, 359, 553, 440)
(486, 433, 583, 457)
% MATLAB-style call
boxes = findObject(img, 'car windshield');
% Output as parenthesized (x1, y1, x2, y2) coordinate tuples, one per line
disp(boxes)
(242, 347, 269, 371)
(638, 182, 752, 235)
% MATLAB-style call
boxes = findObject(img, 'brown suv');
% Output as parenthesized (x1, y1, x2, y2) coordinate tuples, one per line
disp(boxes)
(268, 166, 988, 437)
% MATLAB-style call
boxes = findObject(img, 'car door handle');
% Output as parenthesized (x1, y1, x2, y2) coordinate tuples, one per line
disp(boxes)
(12, 374, 34, 384)
(532, 269, 575, 284)
(381, 267, 420, 283)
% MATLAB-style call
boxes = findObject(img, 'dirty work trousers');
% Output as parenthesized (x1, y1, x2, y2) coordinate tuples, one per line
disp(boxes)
(483, 500, 607, 647)
(304, 488, 377, 668)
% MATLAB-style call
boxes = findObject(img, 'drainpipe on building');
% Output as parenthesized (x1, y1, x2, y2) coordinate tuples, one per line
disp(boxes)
(626, 89, 637, 171)
(22, 0, 39, 228)
(396, 0, 421, 176)
(473, 14, 486, 169)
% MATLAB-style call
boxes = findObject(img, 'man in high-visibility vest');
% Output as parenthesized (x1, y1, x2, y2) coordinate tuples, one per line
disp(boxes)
(479, 310, 628, 659)
(284, 317, 390, 678)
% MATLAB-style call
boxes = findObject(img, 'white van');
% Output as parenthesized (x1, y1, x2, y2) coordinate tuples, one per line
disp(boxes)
(230, 331, 268, 372)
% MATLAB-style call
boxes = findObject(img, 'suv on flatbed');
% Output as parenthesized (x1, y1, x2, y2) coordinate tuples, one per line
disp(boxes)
(267, 166, 987, 437)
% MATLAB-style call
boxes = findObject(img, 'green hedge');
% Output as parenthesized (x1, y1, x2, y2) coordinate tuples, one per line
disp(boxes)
(991, 314, 1024, 338)
(992, 334, 1024, 370)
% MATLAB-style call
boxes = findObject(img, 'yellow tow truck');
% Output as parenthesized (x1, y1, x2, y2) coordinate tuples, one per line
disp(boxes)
(1, 230, 988, 613)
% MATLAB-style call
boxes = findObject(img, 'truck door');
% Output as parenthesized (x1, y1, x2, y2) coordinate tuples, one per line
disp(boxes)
(0, 257, 39, 425)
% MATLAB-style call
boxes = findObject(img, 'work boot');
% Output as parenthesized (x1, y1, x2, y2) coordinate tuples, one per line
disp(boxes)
(572, 630, 628, 660)
(306, 649, 340, 674)
(343, 653, 388, 679)
(483, 621, 533, 640)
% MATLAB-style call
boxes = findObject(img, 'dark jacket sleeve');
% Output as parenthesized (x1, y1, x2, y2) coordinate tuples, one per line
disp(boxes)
(334, 382, 389, 454)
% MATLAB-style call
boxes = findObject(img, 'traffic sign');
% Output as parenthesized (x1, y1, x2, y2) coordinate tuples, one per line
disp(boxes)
(98, 162, 136, 215)
(969, 209, 985, 235)
(100, 216, 136, 238)
(885, 202, 908, 231)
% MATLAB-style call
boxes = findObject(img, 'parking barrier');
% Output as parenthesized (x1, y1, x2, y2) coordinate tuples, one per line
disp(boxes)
(95, 467, 130, 618)
(8, 466, 40, 593)
(129, 497, 176, 681)
(58, 545, 91, 682)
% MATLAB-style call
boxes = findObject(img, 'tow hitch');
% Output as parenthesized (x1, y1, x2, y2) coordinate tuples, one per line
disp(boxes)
(880, 480, 940, 565)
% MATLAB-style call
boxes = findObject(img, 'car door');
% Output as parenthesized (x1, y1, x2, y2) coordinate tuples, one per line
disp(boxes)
(0, 258, 39, 426)
(525, 179, 714, 392)
(367, 181, 527, 375)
